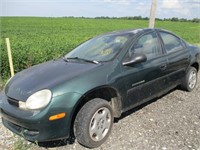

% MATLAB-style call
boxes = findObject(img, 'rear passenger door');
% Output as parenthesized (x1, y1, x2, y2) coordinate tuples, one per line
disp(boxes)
(158, 31, 190, 87)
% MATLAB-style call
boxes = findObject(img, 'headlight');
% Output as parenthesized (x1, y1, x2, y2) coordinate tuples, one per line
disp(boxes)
(19, 89, 52, 110)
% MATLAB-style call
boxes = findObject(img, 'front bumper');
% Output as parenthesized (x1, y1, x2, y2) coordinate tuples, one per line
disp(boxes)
(0, 92, 82, 142)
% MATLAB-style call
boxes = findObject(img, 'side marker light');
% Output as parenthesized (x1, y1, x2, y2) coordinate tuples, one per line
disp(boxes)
(49, 112, 66, 121)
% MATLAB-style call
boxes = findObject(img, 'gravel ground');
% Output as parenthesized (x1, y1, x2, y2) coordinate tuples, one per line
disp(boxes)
(0, 73, 200, 150)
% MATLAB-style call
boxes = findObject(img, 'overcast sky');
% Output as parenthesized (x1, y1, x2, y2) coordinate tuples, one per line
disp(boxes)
(0, 0, 200, 19)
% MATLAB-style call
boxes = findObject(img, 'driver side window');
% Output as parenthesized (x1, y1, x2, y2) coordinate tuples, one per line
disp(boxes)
(128, 32, 162, 61)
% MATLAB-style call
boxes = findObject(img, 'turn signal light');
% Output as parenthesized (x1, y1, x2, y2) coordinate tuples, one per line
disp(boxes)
(49, 112, 66, 121)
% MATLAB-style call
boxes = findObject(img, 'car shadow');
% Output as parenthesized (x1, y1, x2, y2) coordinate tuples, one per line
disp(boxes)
(34, 88, 180, 148)
(34, 137, 75, 148)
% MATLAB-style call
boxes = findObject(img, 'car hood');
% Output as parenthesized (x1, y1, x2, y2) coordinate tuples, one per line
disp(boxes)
(5, 59, 102, 101)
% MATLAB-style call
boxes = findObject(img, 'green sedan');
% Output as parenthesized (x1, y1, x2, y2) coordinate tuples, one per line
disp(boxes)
(0, 28, 200, 148)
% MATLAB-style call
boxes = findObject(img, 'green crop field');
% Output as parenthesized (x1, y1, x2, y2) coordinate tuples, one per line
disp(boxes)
(0, 17, 200, 81)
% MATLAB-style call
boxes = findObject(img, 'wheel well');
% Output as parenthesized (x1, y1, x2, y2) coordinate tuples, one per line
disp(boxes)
(75, 87, 121, 118)
(191, 62, 199, 72)
(70, 87, 122, 137)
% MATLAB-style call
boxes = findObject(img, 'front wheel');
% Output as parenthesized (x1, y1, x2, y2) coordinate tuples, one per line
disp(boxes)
(74, 98, 113, 148)
(181, 67, 198, 92)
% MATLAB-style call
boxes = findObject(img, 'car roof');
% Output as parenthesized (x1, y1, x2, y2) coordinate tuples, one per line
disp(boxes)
(101, 28, 157, 36)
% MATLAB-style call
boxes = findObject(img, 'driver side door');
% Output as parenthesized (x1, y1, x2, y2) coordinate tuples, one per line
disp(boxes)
(122, 31, 168, 111)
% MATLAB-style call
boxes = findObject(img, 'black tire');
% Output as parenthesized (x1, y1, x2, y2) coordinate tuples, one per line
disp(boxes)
(74, 98, 113, 148)
(181, 67, 198, 92)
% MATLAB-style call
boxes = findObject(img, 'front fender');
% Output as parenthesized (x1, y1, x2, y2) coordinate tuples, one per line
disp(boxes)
(49, 92, 83, 137)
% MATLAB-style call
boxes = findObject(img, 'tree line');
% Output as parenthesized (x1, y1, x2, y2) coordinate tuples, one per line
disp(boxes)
(66, 16, 200, 23)
(95, 16, 200, 23)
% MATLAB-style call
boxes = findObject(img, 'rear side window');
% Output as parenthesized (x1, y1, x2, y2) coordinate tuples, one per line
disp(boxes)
(160, 32, 184, 53)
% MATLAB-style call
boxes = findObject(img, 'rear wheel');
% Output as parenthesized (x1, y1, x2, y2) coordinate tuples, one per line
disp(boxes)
(181, 67, 197, 92)
(74, 98, 113, 148)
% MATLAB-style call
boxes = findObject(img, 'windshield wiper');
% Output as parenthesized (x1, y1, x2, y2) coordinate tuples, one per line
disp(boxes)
(65, 57, 99, 64)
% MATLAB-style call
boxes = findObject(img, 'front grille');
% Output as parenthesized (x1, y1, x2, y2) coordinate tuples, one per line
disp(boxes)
(7, 97, 19, 107)
(7, 119, 22, 132)
(5, 119, 39, 137)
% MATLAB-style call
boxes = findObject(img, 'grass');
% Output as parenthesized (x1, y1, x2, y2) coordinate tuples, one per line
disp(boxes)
(0, 17, 200, 81)
(13, 138, 33, 150)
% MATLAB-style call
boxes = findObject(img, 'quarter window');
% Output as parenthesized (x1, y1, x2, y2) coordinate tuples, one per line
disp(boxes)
(160, 32, 184, 53)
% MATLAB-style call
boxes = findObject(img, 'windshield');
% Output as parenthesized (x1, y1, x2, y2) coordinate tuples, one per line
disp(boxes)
(65, 34, 131, 62)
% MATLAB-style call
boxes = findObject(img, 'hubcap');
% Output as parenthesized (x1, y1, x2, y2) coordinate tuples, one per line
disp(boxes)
(89, 107, 111, 142)
(188, 70, 197, 89)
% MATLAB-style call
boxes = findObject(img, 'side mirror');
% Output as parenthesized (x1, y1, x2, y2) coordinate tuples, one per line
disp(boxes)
(123, 53, 147, 66)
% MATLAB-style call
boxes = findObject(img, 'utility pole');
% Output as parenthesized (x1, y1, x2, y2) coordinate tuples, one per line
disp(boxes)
(149, 0, 157, 28)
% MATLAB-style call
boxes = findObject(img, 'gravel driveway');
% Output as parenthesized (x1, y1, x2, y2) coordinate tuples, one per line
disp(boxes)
(0, 73, 200, 150)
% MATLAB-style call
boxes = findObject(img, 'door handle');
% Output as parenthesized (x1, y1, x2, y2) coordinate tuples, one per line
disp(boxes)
(160, 64, 167, 70)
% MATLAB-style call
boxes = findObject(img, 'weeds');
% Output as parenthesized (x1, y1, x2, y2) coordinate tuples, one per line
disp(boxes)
(13, 138, 33, 150)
